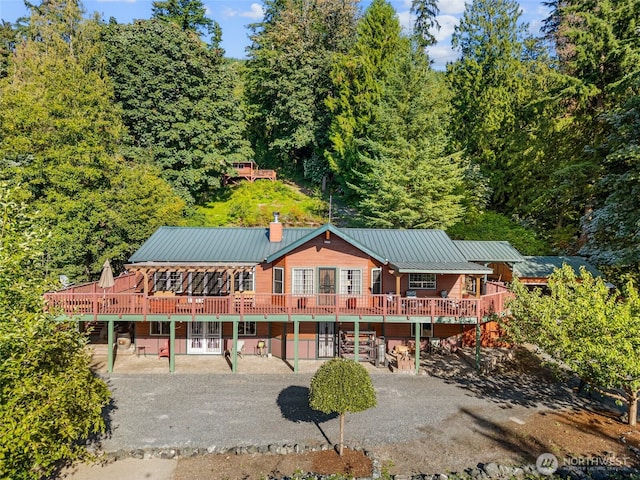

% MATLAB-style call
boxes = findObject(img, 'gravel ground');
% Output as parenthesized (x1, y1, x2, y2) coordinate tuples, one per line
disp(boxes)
(98, 369, 573, 454)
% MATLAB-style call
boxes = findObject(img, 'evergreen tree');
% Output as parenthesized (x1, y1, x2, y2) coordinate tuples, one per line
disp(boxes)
(151, 0, 221, 46)
(326, 0, 403, 191)
(411, 0, 440, 48)
(245, 0, 358, 183)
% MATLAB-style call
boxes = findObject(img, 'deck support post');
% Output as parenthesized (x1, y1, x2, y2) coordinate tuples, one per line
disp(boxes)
(293, 320, 299, 373)
(475, 321, 481, 372)
(107, 318, 115, 373)
(414, 321, 420, 374)
(169, 320, 176, 373)
(354, 320, 360, 362)
(232, 320, 239, 373)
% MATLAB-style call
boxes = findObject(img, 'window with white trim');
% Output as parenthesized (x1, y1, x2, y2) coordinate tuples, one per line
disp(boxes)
(273, 267, 284, 294)
(234, 269, 254, 292)
(371, 268, 382, 294)
(340, 269, 362, 295)
(150, 321, 171, 335)
(292, 268, 314, 295)
(409, 273, 436, 290)
(238, 321, 256, 336)
(154, 271, 183, 293)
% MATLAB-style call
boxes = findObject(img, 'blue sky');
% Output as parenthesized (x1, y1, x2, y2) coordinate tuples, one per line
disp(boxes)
(1, 0, 550, 70)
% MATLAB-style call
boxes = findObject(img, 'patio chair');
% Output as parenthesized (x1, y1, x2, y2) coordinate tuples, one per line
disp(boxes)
(158, 340, 170, 359)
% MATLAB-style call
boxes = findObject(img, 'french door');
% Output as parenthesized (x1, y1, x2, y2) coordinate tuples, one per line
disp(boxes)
(187, 321, 222, 354)
(318, 322, 336, 358)
(318, 267, 336, 306)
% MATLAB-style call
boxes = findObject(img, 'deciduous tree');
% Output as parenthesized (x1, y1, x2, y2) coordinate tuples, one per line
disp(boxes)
(507, 265, 640, 426)
(0, 186, 110, 479)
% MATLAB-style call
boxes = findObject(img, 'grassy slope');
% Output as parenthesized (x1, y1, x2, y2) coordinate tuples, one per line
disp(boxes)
(194, 180, 328, 227)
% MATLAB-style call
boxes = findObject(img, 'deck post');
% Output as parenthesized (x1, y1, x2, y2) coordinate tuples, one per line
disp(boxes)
(414, 321, 420, 374)
(169, 320, 176, 373)
(232, 320, 239, 373)
(354, 320, 360, 362)
(107, 318, 115, 373)
(293, 320, 299, 373)
(475, 320, 481, 372)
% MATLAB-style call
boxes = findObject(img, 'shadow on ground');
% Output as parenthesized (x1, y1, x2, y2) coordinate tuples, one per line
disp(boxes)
(277, 385, 338, 445)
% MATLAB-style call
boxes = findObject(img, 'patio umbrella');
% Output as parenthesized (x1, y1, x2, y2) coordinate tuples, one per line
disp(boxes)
(98, 259, 115, 299)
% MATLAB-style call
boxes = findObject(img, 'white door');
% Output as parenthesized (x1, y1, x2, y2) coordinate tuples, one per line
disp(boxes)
(318, 322, 335, 358)
(187, 321, 222, 354)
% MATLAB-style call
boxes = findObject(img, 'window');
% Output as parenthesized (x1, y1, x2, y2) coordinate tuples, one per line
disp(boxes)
(340, 269, 362, 295)
(273, 267, 284, 294)
(371, 268, 382, 294)
(234, 269, 254, 292)
(154, 271, 183, 293)
(292, 268, 314, 295)
(238, 321, 256, 336)
(150, 321, 171, 336)
(409, 273, 436, 290)
(465, 276, 477, 294)
(412, 322, 433, 337)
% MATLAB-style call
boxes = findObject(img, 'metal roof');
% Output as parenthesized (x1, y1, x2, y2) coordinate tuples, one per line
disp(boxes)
(513, 256, 604, 280)
(128, 225, 494, 274)
(128, 227, 313, 264)
(453, 240, 525, 263)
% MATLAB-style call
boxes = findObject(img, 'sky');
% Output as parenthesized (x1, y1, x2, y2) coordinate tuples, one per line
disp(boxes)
(0, 0, 550, 70)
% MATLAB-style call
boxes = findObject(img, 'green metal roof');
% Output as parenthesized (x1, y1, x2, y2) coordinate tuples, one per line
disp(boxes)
(513, 256, 604, 281)
(453, 240, 525, 263)
(128, 224, 492, 274)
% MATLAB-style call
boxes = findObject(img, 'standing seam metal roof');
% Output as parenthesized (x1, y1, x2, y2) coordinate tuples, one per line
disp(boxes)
(127, 225, 493, 274)
(452, 240, 525, 263)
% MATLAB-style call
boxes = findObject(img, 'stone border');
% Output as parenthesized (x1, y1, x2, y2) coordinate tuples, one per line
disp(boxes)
(97, 445, 640, 480)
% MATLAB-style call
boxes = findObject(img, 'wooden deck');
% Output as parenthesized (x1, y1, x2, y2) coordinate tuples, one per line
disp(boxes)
(45, 289, 510, 323)
(226, 162, 276, 183)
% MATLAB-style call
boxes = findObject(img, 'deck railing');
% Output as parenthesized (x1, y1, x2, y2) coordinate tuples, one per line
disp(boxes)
(45, 289, 512, 321)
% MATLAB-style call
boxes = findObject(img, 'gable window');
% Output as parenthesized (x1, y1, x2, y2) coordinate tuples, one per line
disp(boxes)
(340, 269, 362, 295)
(292, 268, 314, 295)
(273, 267, 284, 294)
(154, 271, 183, 293)
(150, 321, 171, 336)
(234, 269, 254, 292)
(409, 273, 436, 290)
(238, 321, 256, 336)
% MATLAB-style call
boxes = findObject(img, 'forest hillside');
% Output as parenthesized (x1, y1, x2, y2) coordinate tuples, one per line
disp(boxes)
(1, 0, 638, 283)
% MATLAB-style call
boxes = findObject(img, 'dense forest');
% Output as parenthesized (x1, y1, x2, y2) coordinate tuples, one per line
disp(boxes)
(1, 0, 639, 284)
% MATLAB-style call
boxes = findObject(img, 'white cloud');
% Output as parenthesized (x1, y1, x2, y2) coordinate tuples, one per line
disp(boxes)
(397, 10, 413, 32)
(437, 0, 466, 15)
(223, 3, 263, 20)
(433, 14, 458, 42)
(426, 43, 458, 70)
(96, 0, 136, 3)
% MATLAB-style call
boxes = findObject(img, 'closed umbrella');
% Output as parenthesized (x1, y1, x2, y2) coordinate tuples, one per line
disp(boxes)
(98, 259, 115, 289)
(98, 260, 115, 306)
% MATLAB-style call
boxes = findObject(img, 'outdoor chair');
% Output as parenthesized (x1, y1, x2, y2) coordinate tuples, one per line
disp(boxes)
(158, 340, 169, 359)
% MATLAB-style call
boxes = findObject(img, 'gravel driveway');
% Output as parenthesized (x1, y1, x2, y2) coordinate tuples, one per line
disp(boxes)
(100, 370, 574, 454)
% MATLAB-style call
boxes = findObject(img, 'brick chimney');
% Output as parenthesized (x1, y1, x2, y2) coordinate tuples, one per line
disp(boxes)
(269, 212, 282, 242)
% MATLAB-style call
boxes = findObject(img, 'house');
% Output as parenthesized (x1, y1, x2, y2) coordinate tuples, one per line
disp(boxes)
(46, 217, 517, 373)
(512, 256, 610, 288)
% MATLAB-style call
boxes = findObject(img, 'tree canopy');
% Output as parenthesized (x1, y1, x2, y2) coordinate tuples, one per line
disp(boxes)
(507, 265, 640, 425)
(0, 186, 110, 479)
(309, 357, 376, 455)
